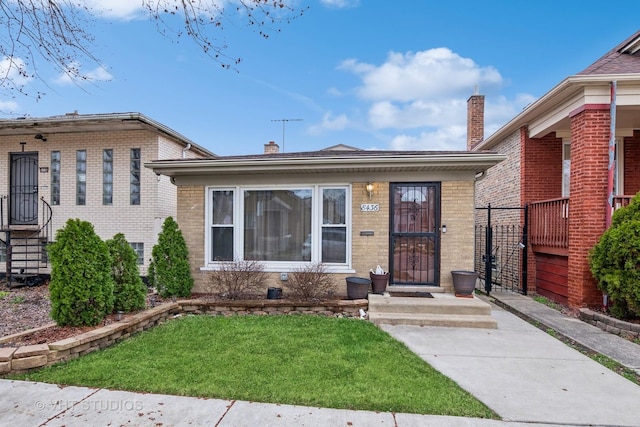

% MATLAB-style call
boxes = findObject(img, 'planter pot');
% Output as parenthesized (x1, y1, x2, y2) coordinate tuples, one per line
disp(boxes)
(267, 287, 283, 300)
(369, 272, 389, 294)
(346, 277, 371, 299)
(451, 270, 478, 298)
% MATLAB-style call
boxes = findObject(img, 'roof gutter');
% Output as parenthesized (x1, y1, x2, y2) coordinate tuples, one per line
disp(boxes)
(145, 152, 507, 177)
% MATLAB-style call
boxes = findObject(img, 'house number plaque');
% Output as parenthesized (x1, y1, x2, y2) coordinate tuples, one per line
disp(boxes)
(360, 203, 380, 212)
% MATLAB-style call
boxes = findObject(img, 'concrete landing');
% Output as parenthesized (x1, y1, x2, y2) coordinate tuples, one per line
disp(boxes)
(368, 292, 497, 329)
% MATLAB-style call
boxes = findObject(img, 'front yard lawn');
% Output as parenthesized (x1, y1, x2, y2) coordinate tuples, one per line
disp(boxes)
(14, 314, 497, 418)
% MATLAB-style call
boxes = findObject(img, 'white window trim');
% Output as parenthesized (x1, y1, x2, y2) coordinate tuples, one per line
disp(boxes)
(615, 138, 624, 195)
(202, 184, 354, 273)
(562, 140, 570, 198)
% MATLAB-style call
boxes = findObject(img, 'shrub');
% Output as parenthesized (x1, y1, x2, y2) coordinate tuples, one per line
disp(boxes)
(590, 194, 640, 318)
(48, 219, 114, 326)
(205, 259, 268, 299)
(148, 217, 194, 298)
(285, 263, 336, 301)
(106, 233, 147, 312)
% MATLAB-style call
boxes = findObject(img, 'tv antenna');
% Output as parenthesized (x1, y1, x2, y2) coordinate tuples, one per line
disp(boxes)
(271, 118, 303, 152)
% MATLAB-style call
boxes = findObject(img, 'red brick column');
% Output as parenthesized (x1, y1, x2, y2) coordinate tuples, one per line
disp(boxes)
(567, 106, 610, 308)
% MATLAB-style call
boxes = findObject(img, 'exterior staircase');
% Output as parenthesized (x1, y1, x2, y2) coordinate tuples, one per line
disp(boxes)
(0, 196, 52, 287)
(368, 286, 497, 329)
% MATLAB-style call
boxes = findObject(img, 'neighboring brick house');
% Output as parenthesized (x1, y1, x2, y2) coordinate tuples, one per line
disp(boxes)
(0, 112, 214, 283)
(470, 30, 640, 308)
(146, 142, 504, 295)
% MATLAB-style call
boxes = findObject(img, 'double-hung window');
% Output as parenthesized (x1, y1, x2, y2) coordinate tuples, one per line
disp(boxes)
(207, 185, 350, 270)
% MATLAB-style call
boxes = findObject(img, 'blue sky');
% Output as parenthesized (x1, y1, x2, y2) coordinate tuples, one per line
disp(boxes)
(1, 1, 639, 156)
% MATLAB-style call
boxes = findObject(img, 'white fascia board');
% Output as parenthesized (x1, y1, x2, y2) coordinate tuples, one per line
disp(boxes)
(144, 153, 507, 177)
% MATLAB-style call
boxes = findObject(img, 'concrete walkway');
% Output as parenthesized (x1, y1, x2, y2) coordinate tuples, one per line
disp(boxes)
(380, 294, 640, 426)
(1, 292, 639, 426)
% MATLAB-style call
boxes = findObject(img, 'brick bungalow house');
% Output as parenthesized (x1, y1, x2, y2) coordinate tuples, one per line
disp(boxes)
(0, 112, 214, 283)
(146, 143, 505, 295)
(470, 30, 640, 308)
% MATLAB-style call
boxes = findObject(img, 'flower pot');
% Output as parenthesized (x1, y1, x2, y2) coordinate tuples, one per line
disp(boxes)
(369, 272, 389, 294)
(267, 287, 283, 300)
(451, 270, 478, 298)
(346, 277, 371, 299)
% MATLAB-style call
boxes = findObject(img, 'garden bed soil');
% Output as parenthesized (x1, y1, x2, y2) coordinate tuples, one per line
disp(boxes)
(0, 282, 174, 347)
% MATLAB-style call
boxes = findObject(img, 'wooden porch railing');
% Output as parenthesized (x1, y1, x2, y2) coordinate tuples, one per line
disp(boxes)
(530, 195, 634, 254)
(530, 198, 569, 251)
(613, 195, 633, 210)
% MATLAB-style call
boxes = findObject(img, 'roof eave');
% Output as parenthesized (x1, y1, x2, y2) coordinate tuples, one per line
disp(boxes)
(145, 153, 507, 177)
(475, 73, 640, 150)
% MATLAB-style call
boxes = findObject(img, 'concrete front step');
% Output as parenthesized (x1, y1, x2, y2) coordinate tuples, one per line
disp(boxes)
(369, 312, 497, 329)
(367, 293, 497, 329)
(368, 293, 491, 316)
(386, 285, 445, 294)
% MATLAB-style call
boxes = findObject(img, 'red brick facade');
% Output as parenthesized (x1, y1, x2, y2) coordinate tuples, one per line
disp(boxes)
(521, 132, 563, 205)
(624, 130, 640, 195)
(567, 107, 610, 308)
(467, 95, 485, 150)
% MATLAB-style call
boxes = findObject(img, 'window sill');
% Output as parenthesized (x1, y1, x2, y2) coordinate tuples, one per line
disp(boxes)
(200, 264, 355, 274)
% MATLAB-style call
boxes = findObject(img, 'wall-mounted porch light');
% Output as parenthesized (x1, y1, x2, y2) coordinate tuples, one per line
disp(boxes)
(365, 182, 375, 200)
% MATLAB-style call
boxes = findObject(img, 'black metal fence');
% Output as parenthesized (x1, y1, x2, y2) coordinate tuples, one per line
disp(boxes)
(474, 204, 528, 295)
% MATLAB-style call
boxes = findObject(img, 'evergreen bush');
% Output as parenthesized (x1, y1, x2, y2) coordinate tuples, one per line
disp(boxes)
(590, 193, 640, 318)
(48, 219, 115, 326)
(148, 217, 194, 298)
(106, 233, 147, 312)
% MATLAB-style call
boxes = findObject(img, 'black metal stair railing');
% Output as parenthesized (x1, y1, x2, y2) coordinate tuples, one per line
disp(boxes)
(4, 197, 53, 285)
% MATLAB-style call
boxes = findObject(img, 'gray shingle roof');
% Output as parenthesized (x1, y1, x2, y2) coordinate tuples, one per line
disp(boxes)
(578, 30, 640, 75)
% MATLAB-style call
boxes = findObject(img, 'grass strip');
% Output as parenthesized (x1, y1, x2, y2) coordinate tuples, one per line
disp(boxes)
(14, 314, 497, 418)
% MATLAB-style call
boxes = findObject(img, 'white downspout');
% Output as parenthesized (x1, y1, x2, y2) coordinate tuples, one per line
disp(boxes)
(182, 143, 192, 159)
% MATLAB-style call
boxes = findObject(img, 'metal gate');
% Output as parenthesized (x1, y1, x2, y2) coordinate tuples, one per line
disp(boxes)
(474, 204, 528, 295)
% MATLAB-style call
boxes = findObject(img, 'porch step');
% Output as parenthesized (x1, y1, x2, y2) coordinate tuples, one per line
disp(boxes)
(386, 285, 445, 294)
(368, 293, 497, 329)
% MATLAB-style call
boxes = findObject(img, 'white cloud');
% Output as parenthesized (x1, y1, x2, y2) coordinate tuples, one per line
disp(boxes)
(341, 48, 502, 102)
(0, 99, 19, 113)
(320, 0, 360, 8)
(0, 57, 32, 86)
(333, 47, 535, 150)
(53, 62, 113, 86)
(82, 0, 146, 20)
(308, 112, 349, 135)
(390, 126, 468, 151)
(368, 98, 467, 130)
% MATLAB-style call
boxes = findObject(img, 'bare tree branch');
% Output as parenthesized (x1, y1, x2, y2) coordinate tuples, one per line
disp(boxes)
(0, 0, 307, 105)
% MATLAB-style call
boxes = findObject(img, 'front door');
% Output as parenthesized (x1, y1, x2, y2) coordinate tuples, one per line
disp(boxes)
(10, 152, 39, 225)
(390, 183, 440, 286)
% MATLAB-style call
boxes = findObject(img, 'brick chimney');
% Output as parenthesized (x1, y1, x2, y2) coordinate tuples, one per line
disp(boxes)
(264, 141, 279, 154)
(467, 93, 485, 150)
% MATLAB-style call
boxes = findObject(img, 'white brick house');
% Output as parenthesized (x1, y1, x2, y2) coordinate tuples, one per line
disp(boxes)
(0, 112, 214, 283)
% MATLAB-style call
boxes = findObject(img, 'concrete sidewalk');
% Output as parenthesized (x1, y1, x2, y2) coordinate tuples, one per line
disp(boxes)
(380, 294, 640, 426)
(0, 378, 545, 427)
(489, 290, 640, 376)
(1, 293, 639, 426)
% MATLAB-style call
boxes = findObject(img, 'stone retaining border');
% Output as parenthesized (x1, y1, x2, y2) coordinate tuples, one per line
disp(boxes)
(0, 298, 368, 377)
(579, 308, 640, 341)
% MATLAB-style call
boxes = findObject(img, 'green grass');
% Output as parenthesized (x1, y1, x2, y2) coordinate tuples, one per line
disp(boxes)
(13, 314, 497, 418)
(0, 291, 9, 299)
(532, 295, 564, 311)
